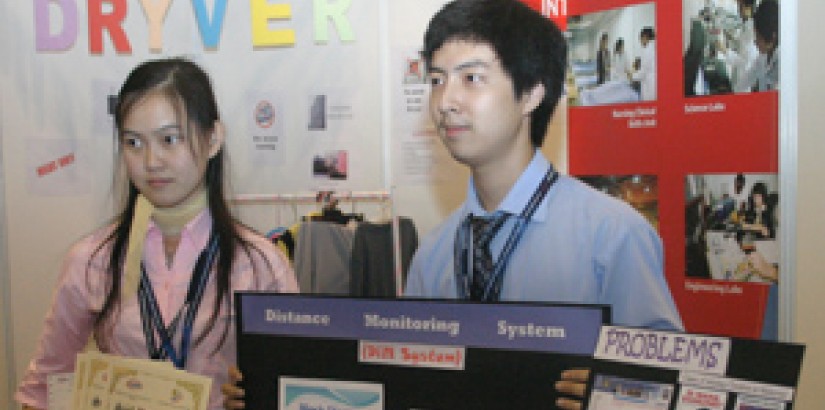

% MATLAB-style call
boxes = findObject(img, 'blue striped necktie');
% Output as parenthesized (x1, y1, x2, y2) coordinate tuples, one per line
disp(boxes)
(468, 211, 510, 301)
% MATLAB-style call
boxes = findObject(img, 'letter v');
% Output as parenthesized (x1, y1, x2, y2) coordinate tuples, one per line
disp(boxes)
(191, 0, 227, 49)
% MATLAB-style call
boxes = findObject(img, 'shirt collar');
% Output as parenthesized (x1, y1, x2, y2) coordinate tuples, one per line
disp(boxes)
(767, 45, 779, 69)
(463, 151, 554, 221)
(147, 209, 212, 250)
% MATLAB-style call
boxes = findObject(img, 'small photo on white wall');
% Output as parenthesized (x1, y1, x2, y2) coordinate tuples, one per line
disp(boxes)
(312, 150, 348, 181)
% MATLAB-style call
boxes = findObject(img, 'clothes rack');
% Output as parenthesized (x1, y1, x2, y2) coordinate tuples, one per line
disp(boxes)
(230, 191, 405, 296)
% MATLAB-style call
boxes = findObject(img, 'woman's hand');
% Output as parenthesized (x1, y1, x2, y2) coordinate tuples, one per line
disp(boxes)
(555, 368, 590, 410)
(221, 366, 245, 409)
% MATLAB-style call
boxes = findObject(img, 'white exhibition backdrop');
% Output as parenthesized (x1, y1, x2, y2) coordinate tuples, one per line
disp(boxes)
(0, 0, 566, 407)
(0, 0, 428, 406)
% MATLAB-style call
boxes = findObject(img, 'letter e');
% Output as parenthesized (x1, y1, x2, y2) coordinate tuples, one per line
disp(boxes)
(250, 0, 295, 47)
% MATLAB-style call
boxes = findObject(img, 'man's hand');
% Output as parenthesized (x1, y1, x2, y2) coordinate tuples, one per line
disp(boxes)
(555, 368, 590, 410)
(221, 366, 245, 409)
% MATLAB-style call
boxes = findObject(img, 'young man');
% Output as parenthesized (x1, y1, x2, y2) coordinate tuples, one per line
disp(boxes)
(223, 1, 681, 409)
(745, 0, 779, 91)
(405, 0, 680, 330)
(404, 2, 680, 408)
(631, 26, 657, 100)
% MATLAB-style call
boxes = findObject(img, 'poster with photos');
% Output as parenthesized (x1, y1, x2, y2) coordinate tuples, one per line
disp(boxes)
(542, 0, 781, 339)
(583, 326, 803, 410)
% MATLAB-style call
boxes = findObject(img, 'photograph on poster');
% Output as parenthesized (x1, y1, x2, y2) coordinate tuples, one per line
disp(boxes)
(579, 175, 658, 230)
(278, 376, 383, 410)
(308, 94, 327, 130)
(684, 173, 778, 283)
(588, 374, 673, 410)
(675, 386, 728, 410)
(683, 0, 780, 96)
(308, 92, 356, 132)
(403, 57, 426, 84)
(253, 100, 276, 129)
(312, 150, 348, 180)
(566, 2, 657, 107)
(246, 93, 286, 165)
(733, 395, 785, 410)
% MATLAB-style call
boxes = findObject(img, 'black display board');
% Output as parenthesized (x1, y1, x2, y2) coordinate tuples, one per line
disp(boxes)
(583, 326, 805, 410)
(236, 293, 609, 409)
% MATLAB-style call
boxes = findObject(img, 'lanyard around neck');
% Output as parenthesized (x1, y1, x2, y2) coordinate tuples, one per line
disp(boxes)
(138, 231, 219, 369)
(454, 169, 558, 301)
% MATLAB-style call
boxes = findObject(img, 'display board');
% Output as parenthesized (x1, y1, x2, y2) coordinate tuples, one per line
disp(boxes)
(584, 325, 804, 409)
(236, 293, 608, 409)
(236, 295, 802, 410)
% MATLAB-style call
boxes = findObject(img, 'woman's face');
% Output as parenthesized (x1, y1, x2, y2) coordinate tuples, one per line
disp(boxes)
(119, 92, 220, 208)
(754, 32, 775, 55)
(753, 193, 765, 208)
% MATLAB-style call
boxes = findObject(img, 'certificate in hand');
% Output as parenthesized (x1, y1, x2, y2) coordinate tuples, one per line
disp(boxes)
(71, 351, 212, 410)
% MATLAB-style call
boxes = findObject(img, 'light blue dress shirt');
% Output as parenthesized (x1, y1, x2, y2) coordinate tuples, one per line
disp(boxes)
(405, 153, 683, 331)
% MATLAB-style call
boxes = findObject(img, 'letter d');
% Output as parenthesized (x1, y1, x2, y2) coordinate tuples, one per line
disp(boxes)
(34, 0, 78, 51)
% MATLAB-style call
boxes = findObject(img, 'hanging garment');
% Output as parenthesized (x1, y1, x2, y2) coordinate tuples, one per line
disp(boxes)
(349, 218, 418, 297)
(294, 221, 355, 294)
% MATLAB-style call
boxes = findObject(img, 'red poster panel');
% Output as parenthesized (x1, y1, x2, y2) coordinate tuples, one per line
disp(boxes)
(560, 0, 780, 338)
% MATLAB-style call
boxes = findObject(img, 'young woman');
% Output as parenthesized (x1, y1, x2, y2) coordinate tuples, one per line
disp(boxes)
(15, 58, 298, 410)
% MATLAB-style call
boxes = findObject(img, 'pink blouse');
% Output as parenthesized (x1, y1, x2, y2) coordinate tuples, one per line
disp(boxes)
(15, 211, 298, 409)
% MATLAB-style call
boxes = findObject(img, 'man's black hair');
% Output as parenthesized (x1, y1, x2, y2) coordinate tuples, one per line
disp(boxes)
(641, 27, 655, 40)
(736, 173, 746, 184)
(753, 0, 779, 46)
(421, 0, 567, 148)
(615, 38, 625, 53)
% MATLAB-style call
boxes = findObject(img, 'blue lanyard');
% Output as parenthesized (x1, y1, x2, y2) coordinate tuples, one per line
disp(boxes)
(454, 169, 558, 301)
(138, 232, 219, 369)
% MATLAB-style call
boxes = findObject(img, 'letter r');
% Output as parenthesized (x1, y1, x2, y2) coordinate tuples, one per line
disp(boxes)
(314, 0, 354, 43)
(88, 0, 131, 53)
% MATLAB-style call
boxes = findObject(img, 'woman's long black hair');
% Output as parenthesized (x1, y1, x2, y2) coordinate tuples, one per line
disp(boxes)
(91, 58, 264, 353)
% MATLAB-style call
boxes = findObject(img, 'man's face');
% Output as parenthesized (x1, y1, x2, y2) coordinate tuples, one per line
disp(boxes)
(640, 34, 650, 47)
(427, 40, 537, 169)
